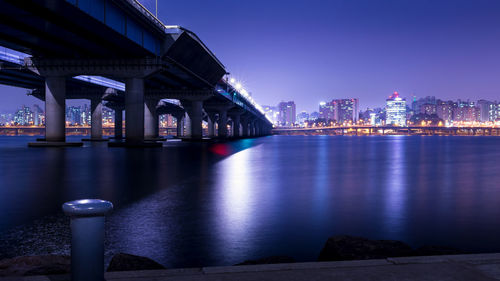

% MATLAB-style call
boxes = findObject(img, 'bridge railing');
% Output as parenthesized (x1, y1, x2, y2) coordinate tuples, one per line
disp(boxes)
(126, 0, 166, 31)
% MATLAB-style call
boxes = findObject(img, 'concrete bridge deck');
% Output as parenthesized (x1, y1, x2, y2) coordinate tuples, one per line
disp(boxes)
(2, 253, 500, 281)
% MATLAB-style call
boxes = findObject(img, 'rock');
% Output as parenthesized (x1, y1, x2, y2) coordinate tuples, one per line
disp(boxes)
(415, 245, 464, 256)
(0, 255, 70, 277)
(318, 235, 414, 261)
(236, 256, 296, 266)
(107, 253, 166, 272)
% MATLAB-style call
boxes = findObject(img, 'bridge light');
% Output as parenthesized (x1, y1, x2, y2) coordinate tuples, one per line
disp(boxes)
(230, 78, 236, 84)
(235, 83, 242, 90)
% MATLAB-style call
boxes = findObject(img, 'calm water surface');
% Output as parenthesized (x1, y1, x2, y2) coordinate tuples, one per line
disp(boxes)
(0, 135, 499, 267)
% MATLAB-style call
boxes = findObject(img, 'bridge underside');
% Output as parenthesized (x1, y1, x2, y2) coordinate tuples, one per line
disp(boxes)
(0, 0, 272, 146)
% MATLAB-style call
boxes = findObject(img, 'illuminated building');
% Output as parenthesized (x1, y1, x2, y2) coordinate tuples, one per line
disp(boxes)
(309, 111, 320, 120)
(386, 92, 407, 126)
(262, 105, 279, 125)
(296, 111, 309, 125)
(420, 103, 437, 115)
(278, 101, 296, 126)
(67, 106, 82, 125)
(319, 101, 335, 121)
(319, 98, 359, 123)
(436, 102, 454, 124)
(337, 99, 359, 123)
(13, 106, 33, 126)
(477, 100, 497, 122)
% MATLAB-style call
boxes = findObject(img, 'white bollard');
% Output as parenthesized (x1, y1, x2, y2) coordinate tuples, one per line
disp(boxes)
(63, 199, 113, 281)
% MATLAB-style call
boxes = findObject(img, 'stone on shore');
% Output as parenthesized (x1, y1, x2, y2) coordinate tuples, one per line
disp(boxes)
(107, 253, 166, 272)
(0, 255, 70, 277)
(236, 256, 296, 266)
(318, 235, 414, 261)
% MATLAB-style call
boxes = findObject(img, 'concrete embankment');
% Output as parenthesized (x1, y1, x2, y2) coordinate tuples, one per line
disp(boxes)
(1, 253, 500, 281)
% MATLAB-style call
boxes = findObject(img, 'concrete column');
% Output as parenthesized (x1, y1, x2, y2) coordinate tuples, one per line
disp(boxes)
(231, 114, 241, 137)
(45, 76, 66, 142)
(90, 98, 103, 140)
(184, 100, 203, 139)
(125, 78, 144, 143)
(114, 109, 123, 139)
(206, 112, 217, 138)
(144, 99, 159, 140)
(248, 121, 254, 137)
(174, 113, 184, 137)
(241, 120, 249, 137)
(183, 112, 191, 137)
(218, 110, 228, 138)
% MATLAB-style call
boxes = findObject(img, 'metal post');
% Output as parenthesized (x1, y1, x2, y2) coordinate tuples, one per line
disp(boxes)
(63, 199, 113, 281)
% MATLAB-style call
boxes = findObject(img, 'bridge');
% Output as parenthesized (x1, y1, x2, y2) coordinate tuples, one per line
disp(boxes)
(273, 126, 500, 136)
(0, 0, 272, 146)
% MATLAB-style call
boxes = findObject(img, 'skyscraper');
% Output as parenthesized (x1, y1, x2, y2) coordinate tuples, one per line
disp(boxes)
(13, 106, 33, 126)
(262, 105, 279, 125)
(278, 101, 296, 126)
(386, 92, 407, 126)
(436, 102, 454, 124)
(319, 98, 359, 124)
(477, 100, 496, 122)
(337, 98, 359, 124)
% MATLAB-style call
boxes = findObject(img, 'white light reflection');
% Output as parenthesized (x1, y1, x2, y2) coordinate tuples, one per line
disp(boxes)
(382, 136, 408, 237)
(214, 148, 256, 247)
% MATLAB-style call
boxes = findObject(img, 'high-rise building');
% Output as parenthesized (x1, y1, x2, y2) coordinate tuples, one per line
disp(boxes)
(32, 104, 44, 126)
(386, 92, 407, 126)
(412, 96, 436, 113)
(477, 100, 496, 122)
(278, 101, 296, 126)
(420, 103, 437, 115)
(319, 101, 335, 121)
(81, 104, 91, 125)
(319, 98, 359, 123)
(309, 111, 320, 120)
(67, 106, 82, 125)
(102, 107, 114, 126)
(337, 98, 359, 124)
(13, 106, 33, 126)
(436, 102, 454, 124)
(0, 113, 13, 125)
(296, 111, 309, 125)
(454, 106, 480, 122)
(262, 105, 279, 125)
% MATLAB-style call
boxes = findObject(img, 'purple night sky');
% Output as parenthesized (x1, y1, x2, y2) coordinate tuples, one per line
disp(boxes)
(1, 0, 500, 113)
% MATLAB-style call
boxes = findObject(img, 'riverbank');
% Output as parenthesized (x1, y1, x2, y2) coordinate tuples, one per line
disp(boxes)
(2, 253, 500, 281)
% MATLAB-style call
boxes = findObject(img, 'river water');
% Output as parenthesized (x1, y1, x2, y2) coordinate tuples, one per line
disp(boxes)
(0, 135, 499, 267)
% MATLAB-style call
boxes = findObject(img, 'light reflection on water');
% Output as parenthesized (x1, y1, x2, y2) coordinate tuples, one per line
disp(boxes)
(0, 135, 499, 268)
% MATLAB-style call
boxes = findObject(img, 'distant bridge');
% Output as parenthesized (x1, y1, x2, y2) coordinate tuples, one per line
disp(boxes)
(273, 126, 500, 136)
(0, 0, 272, 146)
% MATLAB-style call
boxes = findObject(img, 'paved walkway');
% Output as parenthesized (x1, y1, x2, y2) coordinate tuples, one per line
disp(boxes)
(2, 253, 500, 281)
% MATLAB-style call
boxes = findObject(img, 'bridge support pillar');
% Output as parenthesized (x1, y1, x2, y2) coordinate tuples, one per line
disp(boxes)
(114, 109, 123, 139)
(45, 77, 67, 142)
(230, 114, 241, 137)
(29, 77, 83, 147)
(144, 98, 160, 140)
(173, 112, 184, 138)
(218, 110, 228, 138)
(241, 120, 249, 137)
(182, 100, 204, 139)
(88, 98, 104, 141)
(183, 113, 191, 137)
(125, 78, 145, 143)
(206, 112, 217, 138)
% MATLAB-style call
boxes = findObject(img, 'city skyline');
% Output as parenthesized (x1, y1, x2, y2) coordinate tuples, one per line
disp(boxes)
(1, 0, 500, 113)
